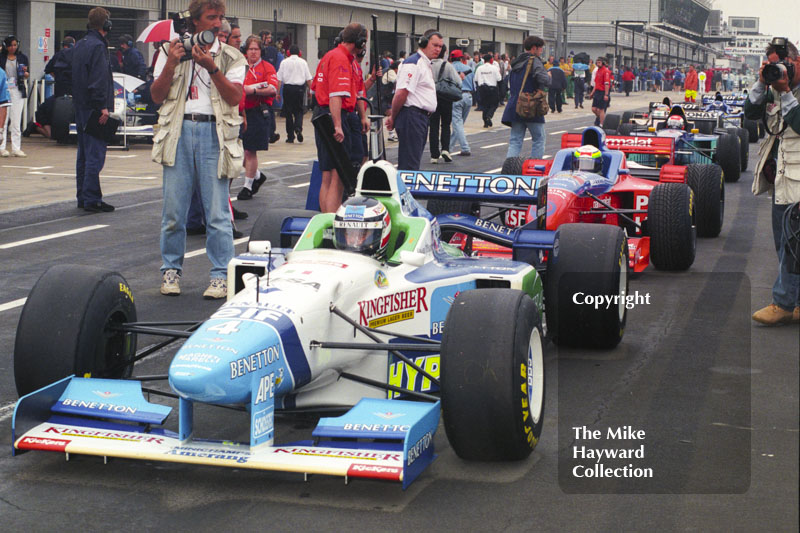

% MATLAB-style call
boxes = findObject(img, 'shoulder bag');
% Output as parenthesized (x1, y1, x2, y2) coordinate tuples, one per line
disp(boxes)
(435, 61, 462, 103)
(516, 57, 549, 119)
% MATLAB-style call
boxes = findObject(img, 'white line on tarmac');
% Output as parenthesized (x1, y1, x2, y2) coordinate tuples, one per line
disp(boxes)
(486, 168, 502, 173)
(185, 237, 249, 259)
(0, 298, 26, 312)
(3, 165, 53, 170)
(0, 224, 108, 249)
(26, 171, 158, 180)
(288, 182, 310, 188)
(106, 155, 138, 158)
(0, 402, 17, 423)
(481, 142, 507, 149)
(549, 130, 567, 135)
(573, 126, 587, 130)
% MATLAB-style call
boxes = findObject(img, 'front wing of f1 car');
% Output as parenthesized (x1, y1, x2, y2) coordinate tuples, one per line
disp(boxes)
(13, 376, 439, 489)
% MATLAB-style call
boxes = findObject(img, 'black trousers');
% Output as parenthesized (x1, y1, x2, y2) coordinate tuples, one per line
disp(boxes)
(396, 107, 430, 171)
(548, 89, 563, 112)
(283, 84, 306, 140)
(429, 99, 453, 159)
(479, 85, 498, 124)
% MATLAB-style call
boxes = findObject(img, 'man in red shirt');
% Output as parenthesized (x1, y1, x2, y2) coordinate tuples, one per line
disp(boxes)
(312, 23, 368, 212)
(621, 66, 635, 96)
(590, 57, 611, 126)
(684, 65, 699, 102)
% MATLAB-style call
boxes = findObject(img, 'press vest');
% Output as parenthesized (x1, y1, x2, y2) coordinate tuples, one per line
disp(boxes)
(753, 84, 800, 205)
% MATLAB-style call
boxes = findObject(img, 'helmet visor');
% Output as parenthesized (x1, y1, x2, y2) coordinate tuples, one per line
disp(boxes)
(334, 221, 383, 256)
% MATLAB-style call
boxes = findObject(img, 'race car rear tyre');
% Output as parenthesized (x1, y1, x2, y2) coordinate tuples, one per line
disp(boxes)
(686, 164, 724, 238)
(441, 289, 544, 461)
(617, 122, 634, 136)
(544, 223, 628, 349)
(249, 208, 319, 249)
(621, 110, 635, 126)
(51, 95, 75, 143)
(744, 118, 759, 143)
(602, 113, 621, 134)
(697, 121, 715, 135)
(734, 127, 749, 171)
(648, 183, 696, 270)
(14, 265, 137, 397)
(716, 133, 741, 183)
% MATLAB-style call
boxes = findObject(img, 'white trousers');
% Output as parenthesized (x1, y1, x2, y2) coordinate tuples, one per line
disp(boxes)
(0, 87, 24, 151)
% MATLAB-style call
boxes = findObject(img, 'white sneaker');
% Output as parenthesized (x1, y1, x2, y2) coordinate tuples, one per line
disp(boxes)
(160, 269, 181, 296)
(11, 149, 26, 157)
(203, 278, 227, 299)
(0, 149, 9, 157)
(430, 156, 440, 164)
(441, 150, 452, 163)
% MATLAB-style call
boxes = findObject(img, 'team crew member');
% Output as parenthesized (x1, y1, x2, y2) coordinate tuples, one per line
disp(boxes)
(684, 65, 699, 103)
(386, 29, 443, 170)
(312, 23, 365, 212)
(236, 35, 278, 200)
(590, 57, 611, 127)
(278, 44, 312, 143)
(474, 54, 502, 127)
(71, 7, 115, 211)
(150, 0, 246, 299)
(44, 36, 75, 97)
(118, 34, 147, 78)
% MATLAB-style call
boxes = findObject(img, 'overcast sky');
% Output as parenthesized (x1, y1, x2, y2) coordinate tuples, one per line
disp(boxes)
(712, 0, 799, 45)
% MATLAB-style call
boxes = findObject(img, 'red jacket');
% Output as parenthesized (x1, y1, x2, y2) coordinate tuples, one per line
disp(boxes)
(684, 68, 698, 91)
(621, 70, 635, 82)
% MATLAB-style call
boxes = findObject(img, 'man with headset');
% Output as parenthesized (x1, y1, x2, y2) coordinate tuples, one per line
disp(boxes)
(386, 29, 443, 170)
(118, 34, 147, 79)
(311, 22, 368, 212)
(71, 6, 115, 213)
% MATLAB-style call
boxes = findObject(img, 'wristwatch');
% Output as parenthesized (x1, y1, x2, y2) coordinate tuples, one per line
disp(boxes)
(208, 67, 220, 76)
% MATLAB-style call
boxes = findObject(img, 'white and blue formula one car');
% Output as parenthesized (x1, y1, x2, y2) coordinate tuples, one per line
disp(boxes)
(12, 160, 626, 488)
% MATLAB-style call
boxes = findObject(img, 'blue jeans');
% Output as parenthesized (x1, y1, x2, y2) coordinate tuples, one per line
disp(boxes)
(772, 199, 800, 311)
(450, 92, 472, 153)
(160, 120, 233, 279)
(506, 121, 545, 159)
(75, 107, 107, 206)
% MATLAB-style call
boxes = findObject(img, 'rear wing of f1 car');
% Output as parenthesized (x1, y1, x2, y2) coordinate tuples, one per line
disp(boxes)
(13, 376, 440, 489)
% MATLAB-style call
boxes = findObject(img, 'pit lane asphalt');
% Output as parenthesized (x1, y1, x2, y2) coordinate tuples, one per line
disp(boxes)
(0, 95, 797, 530)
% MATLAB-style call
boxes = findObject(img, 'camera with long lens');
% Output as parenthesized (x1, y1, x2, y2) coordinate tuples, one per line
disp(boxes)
(763, 37, 796, 85)
(172, 10, 215, 61)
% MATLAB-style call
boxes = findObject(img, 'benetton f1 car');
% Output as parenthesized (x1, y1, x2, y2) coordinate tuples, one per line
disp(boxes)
(12, 159, 629, 488)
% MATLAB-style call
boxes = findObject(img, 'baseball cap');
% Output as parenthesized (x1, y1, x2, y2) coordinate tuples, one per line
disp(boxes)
(450, 49, 464, 59)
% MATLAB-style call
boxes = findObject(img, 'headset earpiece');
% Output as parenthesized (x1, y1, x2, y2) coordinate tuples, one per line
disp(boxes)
(103, 17, 113, 33)
(418, 34, 428, 49)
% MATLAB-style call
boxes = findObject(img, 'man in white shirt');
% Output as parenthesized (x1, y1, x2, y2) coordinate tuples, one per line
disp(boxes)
(278, 44, 312, 143)
(150, 0, 246, 299)
(386, 29, 443, 170)
(474, 54, 502, 127)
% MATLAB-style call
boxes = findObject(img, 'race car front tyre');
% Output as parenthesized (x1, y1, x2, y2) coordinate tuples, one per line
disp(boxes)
(735, 127, 749, 171)
(249, 208, 319, 249)
(648, 183, 697, 270)
(617, 122, 634, 136)
(744, 118, 759, 143)
(544, 223, 628, 349)
(621, 110, 635, 126)
(686, 164, 724, 238)
(441, 289, 544, 461)
(14, 265, 137, 397)
(602, 113, 621, 134)
(716, 133, 741, 183)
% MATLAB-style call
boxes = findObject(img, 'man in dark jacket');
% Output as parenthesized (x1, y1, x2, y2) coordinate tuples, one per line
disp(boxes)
(45, 37, 75, 96)
(502, 35, 550, 159)
(547, 63, 566, 113)
(71, 6, 116, 213)
(119, 34, 147, 79)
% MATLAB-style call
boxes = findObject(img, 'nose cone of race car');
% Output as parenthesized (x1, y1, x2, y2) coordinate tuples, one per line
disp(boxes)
(169, 316, 293, 405)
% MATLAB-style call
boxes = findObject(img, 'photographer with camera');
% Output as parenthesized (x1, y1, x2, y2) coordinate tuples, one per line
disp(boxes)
(746, 37, 800, 325)
(150, 0, 246, 299)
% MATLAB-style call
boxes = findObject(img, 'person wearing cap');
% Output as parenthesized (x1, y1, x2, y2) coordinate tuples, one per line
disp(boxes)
(449, 49, 473, 156)
(119, 34, 147, 79)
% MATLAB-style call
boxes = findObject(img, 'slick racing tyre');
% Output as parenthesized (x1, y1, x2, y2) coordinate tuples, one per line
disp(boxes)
(544, 223, 628, 349)
(14, 265, 137, 397)
(602, 113, 621, 134)
(716, 133, 741, 183)
(441, 289, 544, 461)
(249, 208, 319, 249)
(743, 118, 759, 143)
(621, 110, 635, 126)
(686, 164, 724, 238)
(51, 95, 75, 144)
(648, 183, 696, 270)
(617, 122, 634, 136)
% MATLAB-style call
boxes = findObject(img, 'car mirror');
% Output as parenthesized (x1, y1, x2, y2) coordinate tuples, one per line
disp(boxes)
(399, 250, 426, 266)
(248, 240, 272, 254)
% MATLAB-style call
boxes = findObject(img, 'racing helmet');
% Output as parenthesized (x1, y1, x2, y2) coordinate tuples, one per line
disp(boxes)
(666, 114, 684, 130)
(573, 145, 602, 173)
(333, 196, 392, 260)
